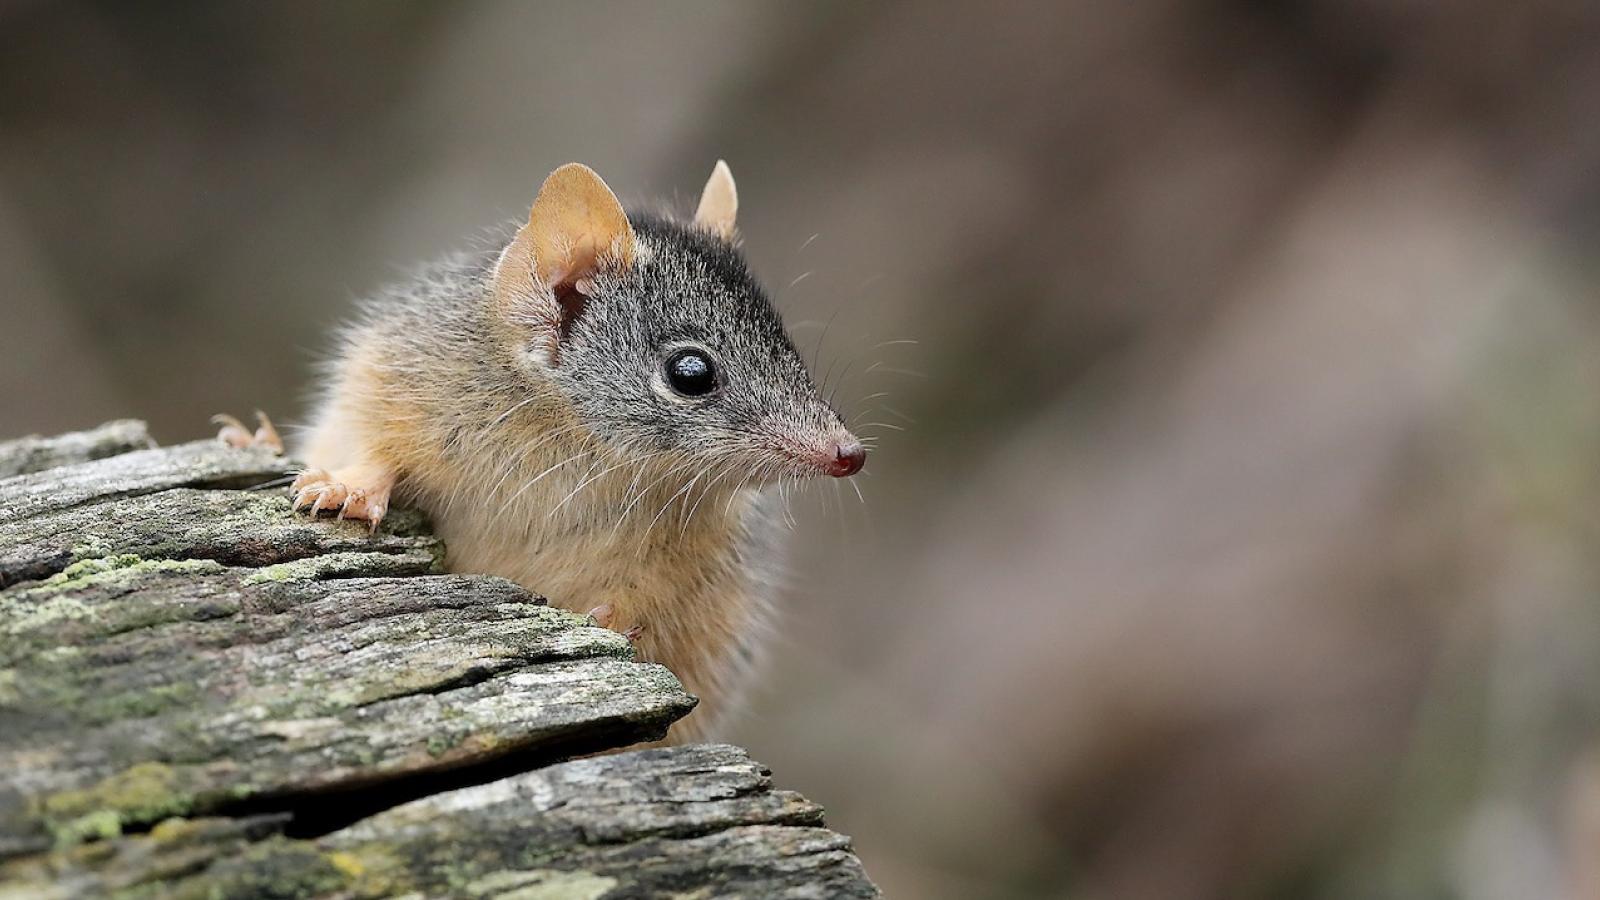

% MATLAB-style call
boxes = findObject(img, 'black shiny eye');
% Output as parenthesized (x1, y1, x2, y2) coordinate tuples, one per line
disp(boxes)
(665, 348, 718, 397)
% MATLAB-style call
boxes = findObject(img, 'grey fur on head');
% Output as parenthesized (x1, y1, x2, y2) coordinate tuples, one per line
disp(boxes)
(540, 213, 850, 476)
(331, 202, 856, 491)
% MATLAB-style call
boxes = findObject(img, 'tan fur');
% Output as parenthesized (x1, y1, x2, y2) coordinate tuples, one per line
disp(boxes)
(302, 360, 769, 741)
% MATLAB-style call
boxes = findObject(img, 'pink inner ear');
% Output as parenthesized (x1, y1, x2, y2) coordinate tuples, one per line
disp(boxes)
(552, 280, 589, 343)
(541, 261, 572, 289)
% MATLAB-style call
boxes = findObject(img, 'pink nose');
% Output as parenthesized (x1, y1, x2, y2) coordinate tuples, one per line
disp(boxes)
(825, 440, 867, 477)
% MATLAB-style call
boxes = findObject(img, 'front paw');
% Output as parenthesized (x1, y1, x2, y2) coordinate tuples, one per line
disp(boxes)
(291, 468, 389, 532)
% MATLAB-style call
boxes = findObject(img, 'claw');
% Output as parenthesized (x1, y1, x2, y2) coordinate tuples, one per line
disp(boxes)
(337, 489, 366, 521)
(251, 410, 285, 454)
(288, 466, 390, 532)
(214, 411, 285, 454)
(213, 414, 251, 449)
(312, 486, 340, 514)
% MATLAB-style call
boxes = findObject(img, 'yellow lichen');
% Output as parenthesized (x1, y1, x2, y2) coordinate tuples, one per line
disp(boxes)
(326, 851, 367, 878)
(149, 817, 203, 843)
(41, 761, 191, 844)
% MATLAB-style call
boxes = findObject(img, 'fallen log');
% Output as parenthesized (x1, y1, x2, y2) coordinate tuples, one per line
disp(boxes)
(0, 422, 877, 898)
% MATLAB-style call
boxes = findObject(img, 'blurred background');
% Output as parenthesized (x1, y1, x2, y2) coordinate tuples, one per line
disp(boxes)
(3, 1, 1600, 897)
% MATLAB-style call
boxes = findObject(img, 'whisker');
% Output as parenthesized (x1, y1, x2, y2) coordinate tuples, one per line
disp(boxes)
(780, 473, 798, 530)
(500, 448, 592, 515)
(724, 462, 762, 517)
(641, 469, 707, 553)
(486, 421, 591, 502)
(810, 303, 846, 377)
(679, 465, 730, 535)
(682, 456, 742, 531)
(862, 362, 927, 379)
(826, 357, 858, 409)
(617, 457, 691, 528)
(549, 450, 661, 519)
(488, 396, 538, 428)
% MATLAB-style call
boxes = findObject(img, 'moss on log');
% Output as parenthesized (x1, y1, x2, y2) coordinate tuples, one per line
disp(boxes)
(0, 423, 878, 898)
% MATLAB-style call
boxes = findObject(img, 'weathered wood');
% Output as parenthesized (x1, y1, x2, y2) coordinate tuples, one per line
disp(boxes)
(0, 420, 156, 480)
(1, 744, 878, 899)
(0, 423, 878, 898)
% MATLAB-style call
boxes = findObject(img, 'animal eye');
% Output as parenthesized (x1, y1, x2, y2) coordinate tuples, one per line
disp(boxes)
(665, 348, 718, 397)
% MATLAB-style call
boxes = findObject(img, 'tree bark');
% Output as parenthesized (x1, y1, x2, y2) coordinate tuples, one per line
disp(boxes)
(0, 423, 878, 898)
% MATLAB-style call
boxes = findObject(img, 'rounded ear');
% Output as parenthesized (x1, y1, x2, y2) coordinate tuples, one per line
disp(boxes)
(693, 159, 738, 240)
(528, 163, 635, 286)
(492, 163, 636, 364)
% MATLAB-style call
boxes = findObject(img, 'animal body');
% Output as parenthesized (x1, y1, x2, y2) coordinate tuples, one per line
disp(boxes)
(229, 162, 866, 740)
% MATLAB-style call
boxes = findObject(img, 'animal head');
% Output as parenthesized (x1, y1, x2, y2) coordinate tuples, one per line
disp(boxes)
(490, 161, 865, 480)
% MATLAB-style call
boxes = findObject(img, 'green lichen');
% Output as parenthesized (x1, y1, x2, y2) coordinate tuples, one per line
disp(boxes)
(80, 680, 201, 724)
(0, 592, 94, 639)
(57, 554, 145, 580)
(13, 555, 225, 597)
(1, 556, 229, 640)
(242, 551, 434, 585)
(425, 730, 467, 758)
(243, 557, 335, 584)
(40, 762, 193, 846)
(68, 536, 113, 561)
(50, 808, 122, 846)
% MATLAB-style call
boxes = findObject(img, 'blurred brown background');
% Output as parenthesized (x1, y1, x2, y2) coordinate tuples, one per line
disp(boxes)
(4, 1, 1600, 897)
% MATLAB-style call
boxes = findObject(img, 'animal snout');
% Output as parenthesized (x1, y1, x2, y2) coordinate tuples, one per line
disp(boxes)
(825, 439, 867, 478)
